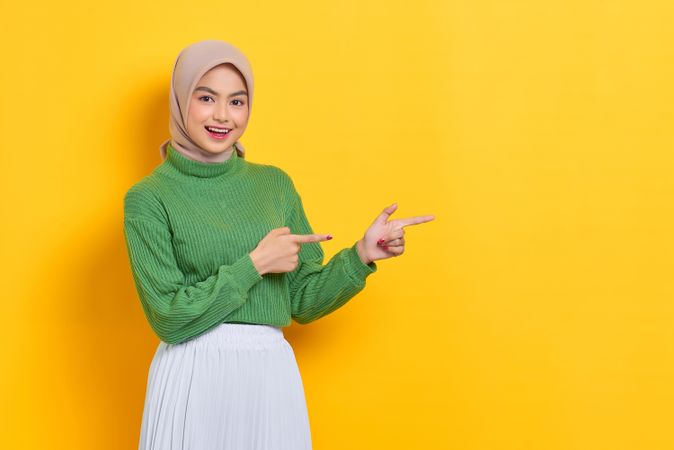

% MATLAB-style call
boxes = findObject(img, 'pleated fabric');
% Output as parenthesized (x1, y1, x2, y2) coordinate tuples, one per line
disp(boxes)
(138, 323, 312, 450)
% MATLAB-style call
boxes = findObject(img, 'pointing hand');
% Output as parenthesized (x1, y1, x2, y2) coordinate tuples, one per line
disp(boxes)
(250, 226, 332, 275)
(356, 203, 435, 264)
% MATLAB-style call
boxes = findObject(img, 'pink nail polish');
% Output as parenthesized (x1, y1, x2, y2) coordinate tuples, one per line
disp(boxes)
(327, 235, 333, 240)
(377, 239, 385, 245)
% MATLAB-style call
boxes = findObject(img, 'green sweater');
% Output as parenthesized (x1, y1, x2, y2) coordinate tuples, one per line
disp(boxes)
(123, 143, 378, 345)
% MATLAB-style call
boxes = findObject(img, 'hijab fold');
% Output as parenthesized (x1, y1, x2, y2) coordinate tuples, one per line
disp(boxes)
(159, 40, 254, 160)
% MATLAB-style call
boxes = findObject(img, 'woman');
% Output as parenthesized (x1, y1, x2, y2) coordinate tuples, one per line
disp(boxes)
(123, 39, 435, 450)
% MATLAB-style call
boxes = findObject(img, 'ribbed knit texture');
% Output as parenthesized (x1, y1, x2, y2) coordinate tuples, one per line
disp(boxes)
(123, 143, 377, 345)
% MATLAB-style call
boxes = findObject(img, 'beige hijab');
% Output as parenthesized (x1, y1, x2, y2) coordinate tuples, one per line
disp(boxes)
(159, 40, 254, 160)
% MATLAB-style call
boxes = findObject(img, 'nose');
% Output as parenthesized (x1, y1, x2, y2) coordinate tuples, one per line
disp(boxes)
(213, 101, 229, 123)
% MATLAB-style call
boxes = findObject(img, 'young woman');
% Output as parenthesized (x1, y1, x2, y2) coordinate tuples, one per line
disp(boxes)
(123, 39, 435, 450)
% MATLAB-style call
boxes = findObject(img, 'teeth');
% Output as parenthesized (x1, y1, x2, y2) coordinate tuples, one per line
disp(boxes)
(206, 126, 230, 133)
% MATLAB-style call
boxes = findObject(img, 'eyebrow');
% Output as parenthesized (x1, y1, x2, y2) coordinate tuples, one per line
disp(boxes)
(194, 86, 248, 98)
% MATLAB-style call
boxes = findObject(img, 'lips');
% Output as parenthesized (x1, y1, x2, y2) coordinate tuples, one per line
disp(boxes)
(205, 125, 230, 132)
(204, 125, 231, 140)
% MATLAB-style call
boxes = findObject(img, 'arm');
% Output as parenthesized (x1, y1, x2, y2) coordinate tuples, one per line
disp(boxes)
(123, 188, 263, 344)
(285, 189, 378, 324)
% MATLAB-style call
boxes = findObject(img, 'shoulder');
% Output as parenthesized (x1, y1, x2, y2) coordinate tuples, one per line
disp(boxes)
(260, 165, 303, 213)
(269, 165, 294, 187)
(245, 160, 298, 192)
(123, 174, 167, 223)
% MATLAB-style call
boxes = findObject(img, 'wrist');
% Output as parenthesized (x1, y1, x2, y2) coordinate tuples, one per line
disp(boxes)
(355, 239, 371, 265)
(249, 251, 267, 275)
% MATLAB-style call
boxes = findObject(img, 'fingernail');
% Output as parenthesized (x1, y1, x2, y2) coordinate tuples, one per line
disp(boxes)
(377, 239, 385, 245)
(327, 235, 333, 240)
(383, 245, 389, 250)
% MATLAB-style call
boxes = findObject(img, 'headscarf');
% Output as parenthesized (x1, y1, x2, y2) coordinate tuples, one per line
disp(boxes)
(159, 40, 254, 160)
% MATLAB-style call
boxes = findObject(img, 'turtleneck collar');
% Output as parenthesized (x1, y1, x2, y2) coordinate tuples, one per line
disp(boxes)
(165, 142, 242, 179)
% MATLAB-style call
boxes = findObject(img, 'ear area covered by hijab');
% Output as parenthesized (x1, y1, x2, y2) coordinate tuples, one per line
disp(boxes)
(159, 40, 254, 160)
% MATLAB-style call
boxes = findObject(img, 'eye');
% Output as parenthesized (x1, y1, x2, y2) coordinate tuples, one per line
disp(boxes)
(231, 99, 245, 106)
(199, 95, 214, 103)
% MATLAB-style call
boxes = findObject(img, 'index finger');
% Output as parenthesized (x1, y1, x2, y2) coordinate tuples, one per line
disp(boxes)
(393, 215, 436, 228)
(289, 233, 333, 244)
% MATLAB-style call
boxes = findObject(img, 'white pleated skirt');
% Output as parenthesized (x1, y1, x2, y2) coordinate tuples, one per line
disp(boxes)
(138, 323, 312, 450)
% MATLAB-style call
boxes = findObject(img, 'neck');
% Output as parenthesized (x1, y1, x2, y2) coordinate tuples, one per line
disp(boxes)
(175, 145, 236, 163)
(164, 142, 243, 179)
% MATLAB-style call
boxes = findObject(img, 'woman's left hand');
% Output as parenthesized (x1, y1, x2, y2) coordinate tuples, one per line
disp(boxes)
(356, 202, 435, 264)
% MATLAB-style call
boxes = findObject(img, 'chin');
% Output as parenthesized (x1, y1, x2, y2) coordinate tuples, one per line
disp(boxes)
(206, 149, 231, 157)
(199, 141, 232, 154)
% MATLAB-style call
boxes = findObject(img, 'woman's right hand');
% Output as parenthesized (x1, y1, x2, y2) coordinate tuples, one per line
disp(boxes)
(249, 227, 332, 275)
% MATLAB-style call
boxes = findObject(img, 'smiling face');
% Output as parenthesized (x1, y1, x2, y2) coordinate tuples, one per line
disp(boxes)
(186, 63, 249, 162)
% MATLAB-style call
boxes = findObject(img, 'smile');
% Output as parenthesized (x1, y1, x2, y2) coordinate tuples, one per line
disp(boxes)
(205, 126, 231, 139)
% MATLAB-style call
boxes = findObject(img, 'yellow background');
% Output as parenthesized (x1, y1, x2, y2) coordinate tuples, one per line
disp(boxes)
(1, 1, 673, 449)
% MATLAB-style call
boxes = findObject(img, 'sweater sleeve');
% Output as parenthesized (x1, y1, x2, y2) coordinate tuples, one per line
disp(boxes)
(123, 188, 263, 345)
(285, 188, 377, 324)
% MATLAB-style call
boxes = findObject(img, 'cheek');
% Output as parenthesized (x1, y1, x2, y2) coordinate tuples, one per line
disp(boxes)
(187, 106, 209, 132)
(188, 102, 209, 122)
(232, 107, 249, 123)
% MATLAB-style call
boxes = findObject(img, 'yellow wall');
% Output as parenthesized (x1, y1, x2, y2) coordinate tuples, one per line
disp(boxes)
(2, 1, 673, 449)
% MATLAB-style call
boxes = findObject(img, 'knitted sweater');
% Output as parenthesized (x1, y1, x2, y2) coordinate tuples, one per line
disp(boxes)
(123, 143, 378, 345)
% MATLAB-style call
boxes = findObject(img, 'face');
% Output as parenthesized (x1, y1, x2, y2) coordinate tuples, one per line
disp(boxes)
(186, 63, 249, 161)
